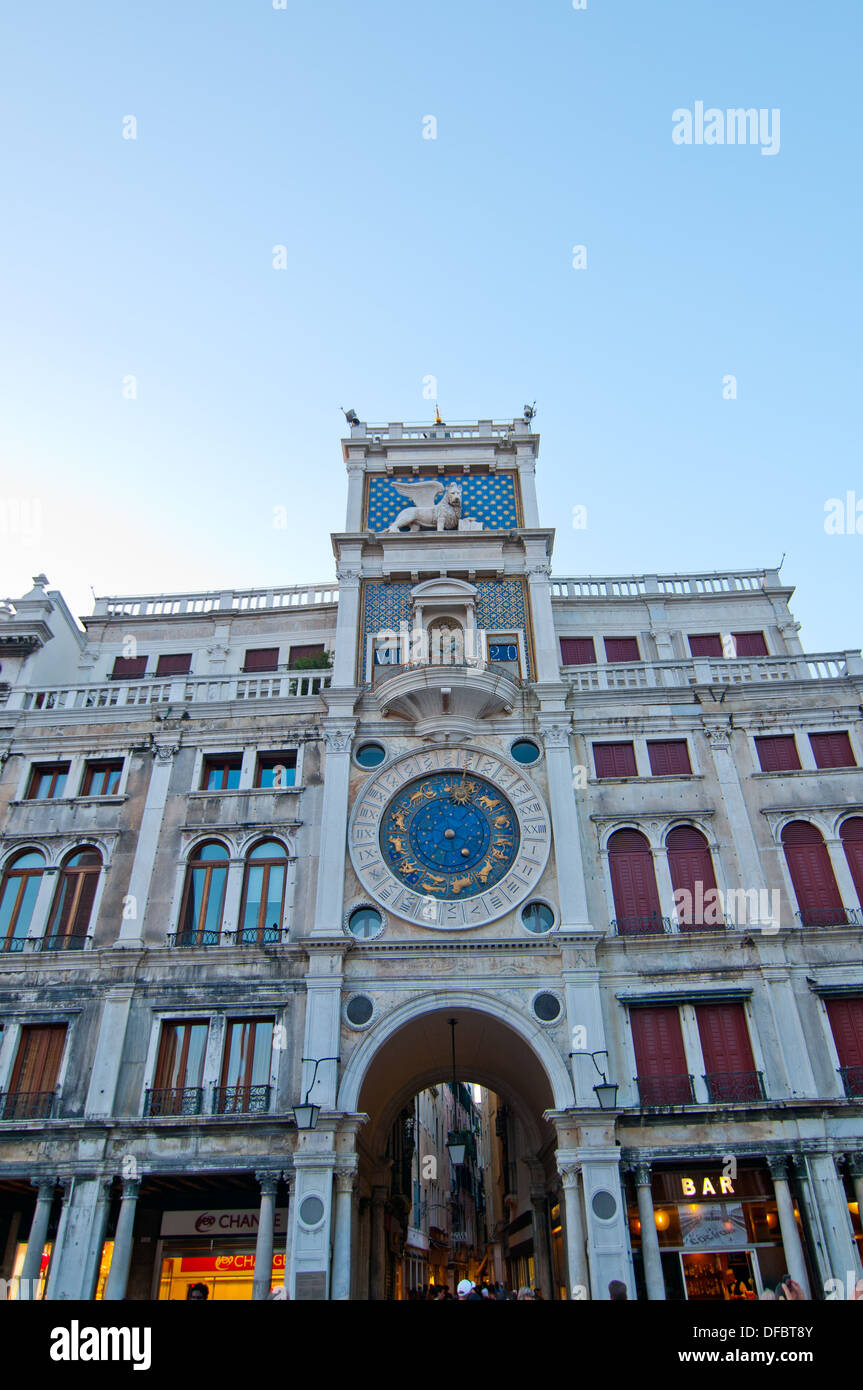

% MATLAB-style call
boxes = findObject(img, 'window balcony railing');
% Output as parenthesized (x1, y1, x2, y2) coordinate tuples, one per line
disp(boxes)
(166, 930, 222, 948)
(0, 936, 28, 954)
(795, 907, 861, 928)
(0, 1090, 57, 1120)
(611, 914, 673, 937)
(212, 1084, 272, 1115)
(144, 1087, 204, 1118)
(636, 1074, 696, 1106)
(677, 918, 728, 933)
(34, 933, 92, 953)
(703, 1071, 766, 1103)
(838, 1066, 863, 1099)
(224, 927, 284, 946)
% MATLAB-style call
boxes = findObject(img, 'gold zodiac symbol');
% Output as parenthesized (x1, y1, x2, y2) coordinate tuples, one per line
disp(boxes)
(407, 784, 435, 807)
(421, 874, 447, 891)
(450, 873, 473, 894)
(491, 847, 510, 861)
(390, 810, 407, 830)
(388, 835, 407, 854)
(474, 858, 493, 883)
(399, 858, 419, 874)
(476, 794, 500, 812)
(492, 815, 511, 831)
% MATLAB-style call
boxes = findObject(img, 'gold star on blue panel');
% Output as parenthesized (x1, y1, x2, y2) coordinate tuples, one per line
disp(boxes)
(367, 474, 518, 531)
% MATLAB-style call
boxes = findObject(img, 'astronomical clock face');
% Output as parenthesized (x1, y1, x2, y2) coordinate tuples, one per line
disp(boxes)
(349, 747, 551, 930)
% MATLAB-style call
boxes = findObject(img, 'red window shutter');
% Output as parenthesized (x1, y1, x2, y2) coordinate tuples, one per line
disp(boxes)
(810, 732, 856, 769)
(156, 653, 192, 676)
(840, 819, 863, 908)
(666, 826, 718, 928)
(825, 998, 863, 1068)
(732, 632, 768, 657)
(9, 1024, 66, 1094)
(608, 829, 662, 922)
(111, 656, 147, 679)
(604, 636, 640, 663)
(647, 740, 691, 776)
(755, 736, 801, 772)
(560, 637, 597, 666)
(781, 821, 845, 925)
(289, 644, 325, 665)
(631, 1008, 687, 1078)
(696, 1004, 756, 1075)
(244, 648, 279, 672)
(688, 634, 723, 657)
(593, 743, 637, 778)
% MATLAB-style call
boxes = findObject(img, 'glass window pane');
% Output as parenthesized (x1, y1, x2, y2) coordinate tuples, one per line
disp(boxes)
(183, 1024, 208, 1086)
(203, 868, 227, 935)
(250, 1023, 273, 1084)
(225, 765, 241, 789)
(242, 866, 265, 934)
(264, 865, 285, 929)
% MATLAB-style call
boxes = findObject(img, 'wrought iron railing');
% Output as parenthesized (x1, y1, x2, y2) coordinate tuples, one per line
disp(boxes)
(839, 1066, 863, 1098)
(144, 1087, 203, 1117)
(677, 918, 728, 933)
(34, 933, 92, 953)
(0, 936, 28, 954)
(225, 927, 283, 946)
(212, 1084, 272, 1115)
(795, 907, 860, 928)
(636, 1074, 695, 1106)
(611, 914, 673, 937)
(703, 1071, 766, 1103)
(166, 930, 222, 948)
(0, 1090, 57, 1120)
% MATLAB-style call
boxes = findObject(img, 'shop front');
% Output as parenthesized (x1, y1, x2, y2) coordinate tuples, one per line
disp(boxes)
(629, 1165, 802, 1301)
(155, 1206, 288, 1300)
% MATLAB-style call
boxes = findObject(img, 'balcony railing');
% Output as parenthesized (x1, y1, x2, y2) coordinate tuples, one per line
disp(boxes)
(225, 927, 284, 946)
(92, 582, 339, 617)
(558, 650, 861, 693)
(34, 933, 92, 953)
(636, 1074, 696, 1106)
(16, 670, 331, 713)
(703, 1071, 766, 1103)
(611, 914, 674, 937)
(795, 907, 861, 928)
(145, 1087, 203, 1117)
(0, 1090, 57, 1120)
(839, 1067, 863, 1098)
(677, 918, 728, 933)
(166, 930, 222, 948)
(212, 1084, 272, 1115)
(0, 936, 28, 954)
(552, 569, 771, 599)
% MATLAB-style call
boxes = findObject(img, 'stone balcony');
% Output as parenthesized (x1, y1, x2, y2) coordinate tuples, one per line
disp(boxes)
(373, 661, 521, 737)
(12, 671, 332, 716)
(561, 651, 862, 693)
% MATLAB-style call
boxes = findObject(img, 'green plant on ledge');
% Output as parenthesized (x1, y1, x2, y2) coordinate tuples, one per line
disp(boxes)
(290, 651, 334, 671)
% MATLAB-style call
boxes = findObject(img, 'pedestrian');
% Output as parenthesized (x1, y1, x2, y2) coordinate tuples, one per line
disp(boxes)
(608, 1279, 628, 1301)
(457, 1278, 481, 1300)
(186, 1282, 209, 1301)
(517, 1285, 535, 1300)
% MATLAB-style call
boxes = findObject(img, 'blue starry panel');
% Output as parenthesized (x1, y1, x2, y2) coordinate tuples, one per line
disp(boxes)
(381, 772, 520, 898)
(361, 578, 533, 680)
(367, 472, 519, 532)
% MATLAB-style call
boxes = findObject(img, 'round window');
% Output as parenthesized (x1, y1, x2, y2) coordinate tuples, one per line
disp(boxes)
(345, 995, 374, 1026)
(299, 1195, 325, 1227)
(511, 739, 540, 765)
(591, 1190, 617, 1221)
(533, 992, 562, 1023)
(346, 906, 383, 940)
(355, 742, 386, 768)
(521, 901, 555, 934)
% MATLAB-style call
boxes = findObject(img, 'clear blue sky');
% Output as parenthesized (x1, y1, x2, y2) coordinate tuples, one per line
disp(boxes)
(1, 1, 860, 652)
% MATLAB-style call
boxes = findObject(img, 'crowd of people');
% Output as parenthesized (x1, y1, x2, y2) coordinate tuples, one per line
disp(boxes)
(406, 1280, 542, 1300)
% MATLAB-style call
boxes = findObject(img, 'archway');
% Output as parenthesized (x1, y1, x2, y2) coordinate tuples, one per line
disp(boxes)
(338, 996, 574, 1300)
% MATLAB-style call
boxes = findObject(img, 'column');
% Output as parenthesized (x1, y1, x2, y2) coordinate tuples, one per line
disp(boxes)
(810, 1152, 863, 1284)
(85, 987, 134, 1117)
(702, 725, 769, 922)
(312, 722, 356, 935)
(792, 1155, 832, 1291)
(252, 1172, 280, 1300)
(767, 1157, 810, 1297)
(369, 1186, 387, 1301)
(103, 1179, 140, 1301)
(633, 1163, 665, 1301)
(20, 1181, 56, 1298)
(118, 745, 177, 946)
(539, 720, 591, 928)
(331, 1166, 357, 1300)
(529, 1184, 553, 1299)
(847, 1153, 863, 1243)
(558, 1163, 590, 1299)
(332, 567, 361, 687)
(45, 1177, 112, 1301)
(525, 557, 560, 682)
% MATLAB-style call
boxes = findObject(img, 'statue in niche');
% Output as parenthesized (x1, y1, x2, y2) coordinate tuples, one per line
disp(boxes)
(385, 480, 462, 533)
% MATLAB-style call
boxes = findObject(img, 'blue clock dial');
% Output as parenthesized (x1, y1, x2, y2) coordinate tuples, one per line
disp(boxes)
(381, 772, 519, 898)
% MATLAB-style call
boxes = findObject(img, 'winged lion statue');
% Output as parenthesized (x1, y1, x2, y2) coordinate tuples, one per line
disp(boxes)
(383, 480, 462, 533)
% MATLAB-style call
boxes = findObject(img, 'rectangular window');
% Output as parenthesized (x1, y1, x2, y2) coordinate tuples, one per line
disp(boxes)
(150, 1020, 209, 1116)
(110, 655, 147, 679)
(696, 1003, 762, 1101)
(243, 647, 279, 673)
(217, 1018, 274, 1114)
(560, 637, 597, 666)
(754, 735, 801, 772)
(809, 732, 856, 770)
(593, 742, 638, 779)
(647, 740, 692, 776)
(201, 755, 243, 790)
(825, 997, 863, 1098)
(289, 644, 326, 667)
(155, 653, 192, 677)
(255, 753, 297, 788)
(81, 761, 124, 796)
(26, 763, 70, 800)
(4, 1024, 66, 1119)
(604, 636, 640, 663)
(732, 632, 768, 657)
(688, 634, 724, 658)
(630, 1007, 693, 1104)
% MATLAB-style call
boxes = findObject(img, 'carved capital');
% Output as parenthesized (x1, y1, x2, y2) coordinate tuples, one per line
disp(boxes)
(335, 1167, 358, 1195)
(120, 1177, 142, 1201)
(844, 1151, 863, 1179)
(153, 743, 179, 763)
(323, 721, 356, 754)
(336, 566, 361, 585)
(557, 1163, 581, 1189)
(633, 1161, 652, 1188)
(255, 1171, 281, 1198)
(706, 726, 731, 751)
(539, 721, 572, 749)
(767, 1154, 791, 1182)
(527, 561, 550, 577)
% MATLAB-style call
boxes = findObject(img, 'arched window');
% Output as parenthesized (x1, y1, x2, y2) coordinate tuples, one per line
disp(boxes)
(840, 818, 863, 911)
(178, 842, 229, 946)
(781, 821, 846, 927)
(238, 841, 288, 944)
(45, 847, 102, 950)
(0, 850, 44, 953)
(666, 826, 721, 931)
(608, 829, 663, 935)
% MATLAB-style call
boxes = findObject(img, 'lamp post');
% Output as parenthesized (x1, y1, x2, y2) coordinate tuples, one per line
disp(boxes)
(294, 1056, 340, 1130)
(569, 1049, 619, 1110)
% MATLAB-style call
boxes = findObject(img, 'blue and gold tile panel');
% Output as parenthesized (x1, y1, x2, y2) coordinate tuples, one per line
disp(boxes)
(366, 472, 520, 532)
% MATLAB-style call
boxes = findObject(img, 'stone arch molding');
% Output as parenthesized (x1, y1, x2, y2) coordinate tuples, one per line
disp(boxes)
(337, 988, 575, 1115)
